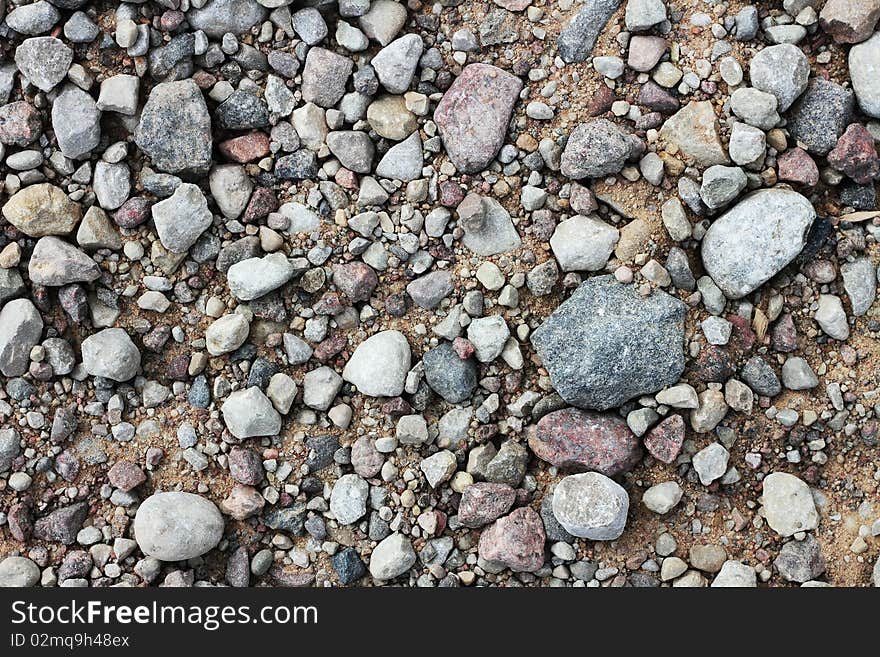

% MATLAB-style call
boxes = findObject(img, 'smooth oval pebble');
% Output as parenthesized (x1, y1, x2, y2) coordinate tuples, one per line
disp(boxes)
(134, 492, 224, 561)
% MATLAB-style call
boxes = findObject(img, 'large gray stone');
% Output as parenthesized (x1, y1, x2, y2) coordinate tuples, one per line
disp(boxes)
(151, 183, 213, 253)
(701, 189, 815, 299)
(81, 328, 140, 381)
(135, 79, 212, 175)
(749, 44, 810, 112)
(186, 0, 267, 38)
(342, 330, 411, 397)
(28, 236, 100, 286)
(561, 119, 633, 179)
(761, 472, 819, 537)
(850, 32, 880, 118)
(227, 253, 297, 301)
(14, 36, 72, 91)
(221, 387, 282, 439)
(552, 472, 629, 540)
(530, 275, 686, 411)
(51, 84, 100, 160)
(134, 492, 224, 561)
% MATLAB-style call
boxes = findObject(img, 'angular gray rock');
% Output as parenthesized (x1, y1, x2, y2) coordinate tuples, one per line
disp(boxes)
(342, 330, 411, 397)
(222, 387, 282, 439)
(422, 341, 478, 403)
(850, 32, 880, 118)
(14, 37, 72, 92)
(151, 183, 213, 253)
(81, 328, 140, 381)
(329, 474, 369, 525)
(761, 472, 819, 537)
(841, 257, 876, 316)
(135, 79, 212, 175)
(368, 532, 416, 580)
(134, 492, 224, 561)
(748, 44, 810, 112)
(552, 472, 629, 540)
(375, 131, 422, 181)
(458, 193, 521, 256)
(372, 34, 423, 94)
(28, 236, 100, 286)
(531, 275, 686, 411)
(51, 84, 101, 160)
(701, 189, 815, 299)
(185, 0, 267, 38)
(0, 298, 43, 377)
(227, 253, 297, 300)
(550, 215, 619, 272)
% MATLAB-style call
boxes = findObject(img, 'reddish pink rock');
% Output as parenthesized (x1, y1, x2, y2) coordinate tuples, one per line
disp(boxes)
(228, 446, 264, 485)
(242, 187, 277, 223)
(458, 482, 516, 528)
(529, 408, 642, 476)
(221, 484, 265, 520)
(439, 180, 465, 207)
(0, 101, 41, 146)
(777, 147, 819, 186)
(771, 313, 798, 352)
(452, 337, 475, 359)
(107, 460, 146, 492)
(828, 123, 880, 184)
(643, 414, 685, 464)
(351, 436, 384, 478)
(434, 63, 523, 174)
(113, 196, 151, 228)
(332, 262, 378, 302)
(478, 507, 546, 572)
(219, 132, 271, 163)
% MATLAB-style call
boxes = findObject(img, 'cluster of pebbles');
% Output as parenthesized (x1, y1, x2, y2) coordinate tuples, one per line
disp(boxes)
(0, 0, 879, 589)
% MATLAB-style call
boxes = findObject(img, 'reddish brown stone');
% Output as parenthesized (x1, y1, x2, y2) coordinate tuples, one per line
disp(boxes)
(778, 147, 820, 186)
(439, 180, 465, 207)
(644, 414, 685, 464)
(113, 197, 151, 228)
(107, 460, 146, 492)
(828, 123, 880, 184)
(689, 344, 736, 382)
(458, 482, 516, 528)
(452, 337, 475, 359)
(332, 262, 378, 303)
(242, 187, 278, 223)
(219, 131, 271, 163)
(433, 63, 523, 173)
(477, 506, 545, 572)
(819, 0, 880, 44)
(220, 484, 265, 520)
(637, 81, 679, 114)
(0, 101, 41, 146)
(228, 447, 264, 485)
(771, 313, 798, 352)
(7, 502, 34, 542)
(351, 436, 384, 478)
(314, 334, 347, 362)
(587, 85, 616, 116)
(529, 408, 642, 476)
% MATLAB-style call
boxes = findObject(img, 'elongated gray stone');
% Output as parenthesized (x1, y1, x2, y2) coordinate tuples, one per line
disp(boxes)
(134, 492, 224, 561)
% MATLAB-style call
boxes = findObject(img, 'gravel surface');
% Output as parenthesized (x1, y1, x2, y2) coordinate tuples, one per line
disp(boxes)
(0, 0, 879, 590)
